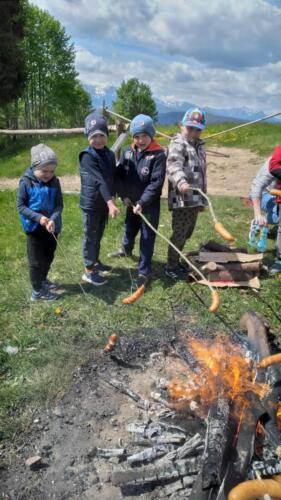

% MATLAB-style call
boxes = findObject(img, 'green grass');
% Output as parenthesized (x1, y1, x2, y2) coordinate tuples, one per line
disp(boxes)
(1, 122, 281, 178)
(0, 190, 280, 439)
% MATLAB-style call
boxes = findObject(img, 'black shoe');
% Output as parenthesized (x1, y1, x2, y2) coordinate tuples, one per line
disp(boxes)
(164, 265, 187, 280)
(137, 274, 150, 287)
(108, 248, 132, 258)
(94, 262, 112, 275)
(179, 262, 190, 273)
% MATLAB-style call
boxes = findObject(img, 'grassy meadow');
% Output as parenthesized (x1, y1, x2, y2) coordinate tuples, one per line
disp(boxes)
(0, 122, 281, 440)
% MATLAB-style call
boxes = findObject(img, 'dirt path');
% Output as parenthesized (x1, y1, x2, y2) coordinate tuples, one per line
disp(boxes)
(0, 147, 264, 197)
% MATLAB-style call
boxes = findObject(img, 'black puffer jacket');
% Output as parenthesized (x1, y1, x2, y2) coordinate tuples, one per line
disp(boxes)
(115, 140, 166, 208)
(79, 146, 116, 210)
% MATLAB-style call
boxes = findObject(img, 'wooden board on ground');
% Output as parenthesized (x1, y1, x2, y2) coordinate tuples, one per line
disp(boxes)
(198, 252, 263, 264)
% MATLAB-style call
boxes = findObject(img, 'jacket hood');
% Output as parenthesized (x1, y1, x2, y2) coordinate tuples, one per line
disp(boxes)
(23, 167, 38, 181)
(176, 132, 205, 146)
(130, 139, 164, 153)
(23, 167, 56, 184)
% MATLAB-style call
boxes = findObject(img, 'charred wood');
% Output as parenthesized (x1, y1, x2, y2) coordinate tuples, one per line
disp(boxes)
(202, 398, 230, 489)
(112, 458, 200, 487)
(127, 444, 175, 465)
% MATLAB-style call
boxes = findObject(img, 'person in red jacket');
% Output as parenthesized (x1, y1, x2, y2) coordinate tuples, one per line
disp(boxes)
(268, 144, 281, 274)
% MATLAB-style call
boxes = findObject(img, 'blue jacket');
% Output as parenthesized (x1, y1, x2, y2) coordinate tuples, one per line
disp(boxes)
(17, 168, 63, 234)
(115, 140, 166, 208)
(79, 146, 116, 211)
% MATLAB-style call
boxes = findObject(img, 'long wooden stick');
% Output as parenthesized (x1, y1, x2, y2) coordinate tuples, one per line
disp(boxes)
(137, 211, 214, 293)
(104, 107, 172, 139)
(137, 210, 220, 313)
(203, 111, 281, 141)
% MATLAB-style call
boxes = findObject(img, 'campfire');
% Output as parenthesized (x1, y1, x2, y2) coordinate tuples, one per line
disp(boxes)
(96, 311, 281, 499)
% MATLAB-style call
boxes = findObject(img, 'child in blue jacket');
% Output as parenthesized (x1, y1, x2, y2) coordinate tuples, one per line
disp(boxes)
(17, 144, 63, 301)
(110, 114, 166, 285)
(79, 113, 119, 286)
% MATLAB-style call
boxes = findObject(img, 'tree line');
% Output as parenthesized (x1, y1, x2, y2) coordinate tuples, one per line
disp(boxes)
(0, 0, 91, 130)
(0, 1, 158, 132)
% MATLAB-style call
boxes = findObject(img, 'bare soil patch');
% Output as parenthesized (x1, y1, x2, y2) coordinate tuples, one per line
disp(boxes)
(0, 148, 264, 197)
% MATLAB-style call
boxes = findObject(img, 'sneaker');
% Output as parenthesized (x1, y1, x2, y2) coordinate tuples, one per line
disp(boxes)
(108, 248, 132, 258)
(94, 262, 112, 276)
(82, 271, 108, 286)
(164, 265, 187, 280)
(31, 288, 58, 301)
(179, 262, 190, 274)
(269, 259, 281, 275)
(43, 279, 59, 290)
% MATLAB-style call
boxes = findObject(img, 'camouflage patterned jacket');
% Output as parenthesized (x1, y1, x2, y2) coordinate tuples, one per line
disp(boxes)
(167, 133, 207, 210)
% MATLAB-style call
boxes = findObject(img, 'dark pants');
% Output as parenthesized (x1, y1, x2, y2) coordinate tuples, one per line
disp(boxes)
(26, 227, 57, 291)
(167, 207, 199, 268)
(82, 208, 108, 270)
(122, 203, 160, 276)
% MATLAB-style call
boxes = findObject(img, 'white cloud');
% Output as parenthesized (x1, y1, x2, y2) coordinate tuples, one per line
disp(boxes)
(32, 0, 281, 113)
(33, 0, 281, 69)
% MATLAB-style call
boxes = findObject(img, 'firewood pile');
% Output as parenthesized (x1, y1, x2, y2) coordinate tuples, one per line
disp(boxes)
(188, 240, 264, 288)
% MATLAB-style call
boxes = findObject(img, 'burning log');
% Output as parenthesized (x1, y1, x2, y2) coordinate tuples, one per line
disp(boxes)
(201, 398, 231, 489)
(112, 457, 200, 487)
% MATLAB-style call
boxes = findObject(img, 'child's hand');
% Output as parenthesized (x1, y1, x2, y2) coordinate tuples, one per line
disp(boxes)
(40, 216, 49, 227)
(254, 215, 267, 226)
(46, 220, 55, 233)
(107, 200, 120, 219)
(133, 204, 142, 215)
(179, 182, 190, 194)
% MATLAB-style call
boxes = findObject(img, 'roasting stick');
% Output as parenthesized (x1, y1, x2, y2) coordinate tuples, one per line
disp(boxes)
(190, 187, 236, 242)
(51, 233, 88, 298)
(136, 209, 220, 313)
(269, 188, 281, 197)
(105, 107, 230, 157)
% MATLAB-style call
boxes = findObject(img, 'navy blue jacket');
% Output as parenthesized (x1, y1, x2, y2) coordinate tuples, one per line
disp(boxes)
(17, 168, 63, 234)
(79, 146, 116, 211)
(115, 140, 166, 208)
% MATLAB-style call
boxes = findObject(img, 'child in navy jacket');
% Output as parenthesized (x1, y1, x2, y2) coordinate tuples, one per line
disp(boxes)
(79, 113, 119, 286)
(110, 114, 166, 285)
(17, 144, 63, 301)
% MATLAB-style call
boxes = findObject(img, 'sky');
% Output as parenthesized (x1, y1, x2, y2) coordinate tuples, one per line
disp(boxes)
(32, 0, 281, 113)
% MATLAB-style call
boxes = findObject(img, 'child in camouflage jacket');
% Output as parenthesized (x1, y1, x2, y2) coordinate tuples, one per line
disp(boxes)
(165, 107, 207, 279)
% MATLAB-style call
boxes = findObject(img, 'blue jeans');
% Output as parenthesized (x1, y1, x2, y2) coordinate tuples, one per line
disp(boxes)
(261, 192, 279, 224)
(82, 208, 107, 269)
(122, 202, 160, 276)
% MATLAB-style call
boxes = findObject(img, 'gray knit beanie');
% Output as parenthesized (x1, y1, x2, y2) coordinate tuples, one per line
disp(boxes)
(31, 144, 57, 170)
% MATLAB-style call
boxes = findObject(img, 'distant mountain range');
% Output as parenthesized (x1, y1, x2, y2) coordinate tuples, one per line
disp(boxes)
(84, 84, 280, 125)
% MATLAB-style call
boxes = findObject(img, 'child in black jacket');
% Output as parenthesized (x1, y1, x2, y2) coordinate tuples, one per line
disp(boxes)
(79, 113, 119, 286)
(110, 114, 166, 285)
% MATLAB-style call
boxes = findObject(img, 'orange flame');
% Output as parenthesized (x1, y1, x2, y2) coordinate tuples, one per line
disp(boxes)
(167, 334, 269, 418)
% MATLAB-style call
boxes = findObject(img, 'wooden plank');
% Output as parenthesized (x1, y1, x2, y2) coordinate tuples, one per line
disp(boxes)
(198, 252, 263, 263)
